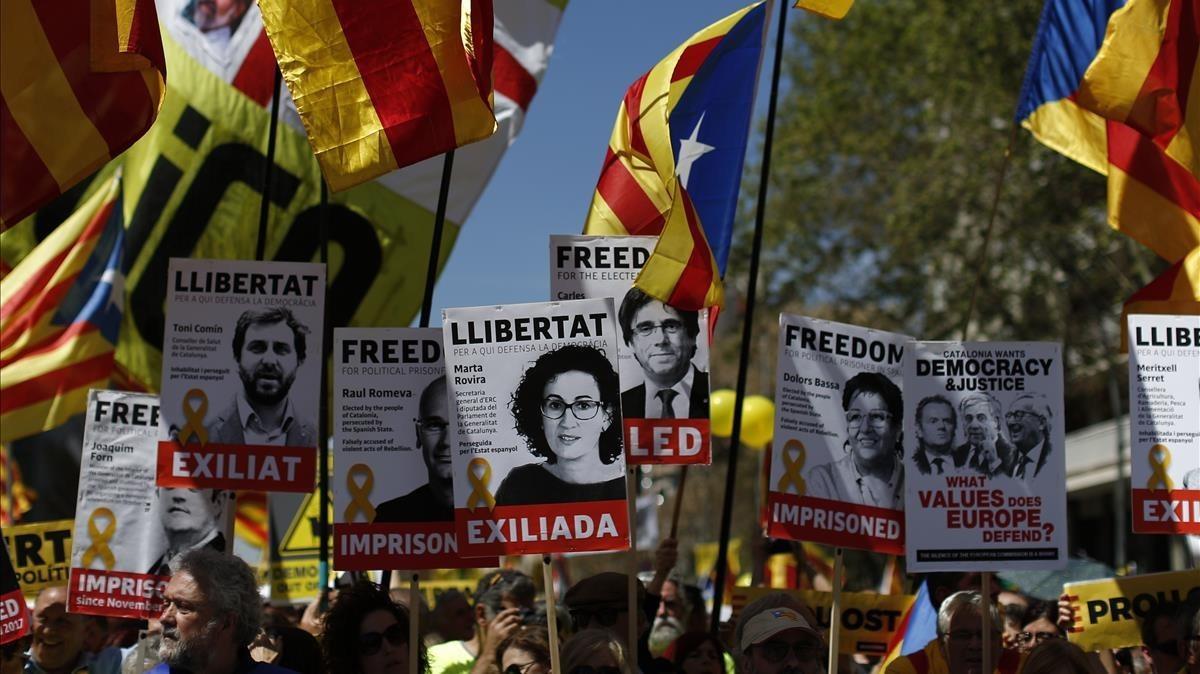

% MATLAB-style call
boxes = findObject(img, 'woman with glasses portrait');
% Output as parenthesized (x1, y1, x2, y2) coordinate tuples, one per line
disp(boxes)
(496, 344, 626, 506)
(807, 372, 904, 510)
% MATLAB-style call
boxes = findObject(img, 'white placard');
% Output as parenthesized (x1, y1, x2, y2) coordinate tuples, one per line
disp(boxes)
(442, 299, 630, 556)
(904, 341, 1067, 571)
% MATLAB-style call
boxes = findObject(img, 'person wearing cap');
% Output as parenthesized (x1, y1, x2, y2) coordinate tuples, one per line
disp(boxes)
(885, 591, 1023, 674)
(1004, 394, 1053, 481)
(564, 573, 670, 674)
(427, 570, 536, 674)
(735, 605, 824, 674)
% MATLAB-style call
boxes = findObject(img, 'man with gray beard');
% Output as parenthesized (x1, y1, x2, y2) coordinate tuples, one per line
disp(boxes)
(150, 549, 293, 674)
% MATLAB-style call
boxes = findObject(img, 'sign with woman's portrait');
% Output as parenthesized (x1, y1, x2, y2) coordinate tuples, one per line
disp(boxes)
(442, 299, 631, 556)
(903, 341, 1067, 571)
(767, 315, 909, 554)
(550, 235, 712, 465)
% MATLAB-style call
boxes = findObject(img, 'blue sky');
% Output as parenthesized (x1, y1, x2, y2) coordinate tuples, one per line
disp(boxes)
(428, 0, 786, 323)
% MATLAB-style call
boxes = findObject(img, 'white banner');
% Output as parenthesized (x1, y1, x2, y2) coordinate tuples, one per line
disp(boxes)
(766, 316, 909, 554)
(442, 299, 630, 556)
(903, 342, 1067, 571)
(550, 235, 712, 464)
(157, 258, 325, 492)
(71, 390, 231, 617)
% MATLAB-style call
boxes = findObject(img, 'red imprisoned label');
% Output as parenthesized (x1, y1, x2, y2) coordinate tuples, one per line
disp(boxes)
(334, 522, 499, 570)
(0, 588, 29, 644)
(157, 441, 316, 491)
(767, 492, 905, 555)
(455, 500, 630, 556)
(1132, 488, 1200, 534)
(624, 419, 711, 465)
(68, 568, 168, 619)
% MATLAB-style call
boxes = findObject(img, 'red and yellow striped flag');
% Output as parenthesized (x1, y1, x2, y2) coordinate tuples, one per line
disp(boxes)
(0, 174, 125, 442)
(1121, 245, 1200, 348)
(584, 3, 769, 310)
(0, 0, 165, 229)
(258, 0, 497, 192)
(0, 445, 36, 526)
(1076, 0, 1200, 262)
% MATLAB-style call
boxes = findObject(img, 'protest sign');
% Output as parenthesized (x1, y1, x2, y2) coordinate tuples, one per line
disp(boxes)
(334, 328, 497, 569)
(767, 316, 909, 554)
(442, 299, 630, 556)
(904, 342, 1067, 571)
(1064, 569, 1200, 651)
(0, 538, 28, 645)
(732, 586, 915, 656)
(550, 236, 711, 465)
(1127, 314, 1200, 534)
(157, 258, 325, 492)
(264, 490, 328, 604)
(70, 390, 233, 617)
(2, 520, 73, 596)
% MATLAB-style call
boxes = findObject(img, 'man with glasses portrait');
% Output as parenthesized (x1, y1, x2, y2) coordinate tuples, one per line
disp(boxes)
(617, 288, 709, 420)
(957, 393, 1017, 479)
(1004, 394, 1054, 481)
(374, 376, 454, 523)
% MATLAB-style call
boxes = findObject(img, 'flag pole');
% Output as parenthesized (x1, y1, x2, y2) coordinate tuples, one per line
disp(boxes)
(710, 0, 786, 634)
(543, 556, 562, 674)
(826, 548, 844, 674)
(627, 466, 639, 674)
(409, 573, 420, 674)
(421, 150, 456, 327)
(669, 466, 688, 538)
(255, 67, 284, 262)
(318, 178, 331, 601)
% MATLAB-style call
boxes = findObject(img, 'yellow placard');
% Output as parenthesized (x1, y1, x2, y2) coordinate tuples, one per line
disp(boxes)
(732, 586, 915, 656)
(1065, 569, 1200, 651)
(2, 519, 74, 597)
(418, 578, 480, 607)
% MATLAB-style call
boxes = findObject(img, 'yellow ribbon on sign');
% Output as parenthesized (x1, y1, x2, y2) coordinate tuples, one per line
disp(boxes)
(777, 439, 807, 495)
(1146, 444, 1174, 491)
(82, 507, 117, 569)
(179, 389, 209, 446)
(344, 464, 376, 523)
(467, 458, 496, 512)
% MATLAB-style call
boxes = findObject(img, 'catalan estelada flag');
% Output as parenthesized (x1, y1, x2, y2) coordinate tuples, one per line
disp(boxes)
(0, 174, 125, 443)
(0, 0, 165, 230)
(879, 581, 938, 668)
(1077, 0, 1200, 262)
(794, 0, 854, 20)
(258, 0, 497, 192)
(583, 2, 769, 310)
(0, 444, 36, 526)
(1121, 244, 1200, 348)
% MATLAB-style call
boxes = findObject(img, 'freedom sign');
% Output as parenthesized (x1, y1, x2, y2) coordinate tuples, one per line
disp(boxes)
(442, 299, 630, 556)
(904, 341, 1067, 571)
(767, 316, 909, 554)
(157, 258, 325, 492)
(550, 236, 712, 465)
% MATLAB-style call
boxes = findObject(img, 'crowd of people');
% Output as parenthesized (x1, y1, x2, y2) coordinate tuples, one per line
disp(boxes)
(1, 545, 1197, 674)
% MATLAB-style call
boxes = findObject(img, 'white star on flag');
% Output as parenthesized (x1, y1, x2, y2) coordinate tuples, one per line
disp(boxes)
(100, 267, 125, 311)
(676, 112, 715, 189)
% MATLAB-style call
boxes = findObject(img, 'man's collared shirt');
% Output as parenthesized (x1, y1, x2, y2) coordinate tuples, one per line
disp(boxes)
(644, 366, 694, 419)
(236, 394, 295, 446)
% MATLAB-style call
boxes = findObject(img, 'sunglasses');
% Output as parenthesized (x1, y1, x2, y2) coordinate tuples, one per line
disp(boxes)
(359, 623, 407, 656)
(504, 663, 540, 674)
(568, 667, 621, 674)
(1016, 631, 1059, 645)
(755, 640, 823, 664)
(574, 608, 622, 629)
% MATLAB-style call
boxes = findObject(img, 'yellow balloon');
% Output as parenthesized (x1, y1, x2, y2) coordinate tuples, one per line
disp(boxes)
(740, 395, 775, 449)
(710, 388, 736, 437)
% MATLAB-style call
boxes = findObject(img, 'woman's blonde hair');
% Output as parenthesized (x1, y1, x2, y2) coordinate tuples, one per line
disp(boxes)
(561, 629, 630, 674)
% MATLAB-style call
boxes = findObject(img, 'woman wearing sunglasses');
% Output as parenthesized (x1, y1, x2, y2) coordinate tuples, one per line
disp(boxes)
(561, 629, 631, 674)
(321, 581, 426, 674)
(497, 345, 625, 506)
(496, 626, 553, 674)
(807, 372, 904, 510)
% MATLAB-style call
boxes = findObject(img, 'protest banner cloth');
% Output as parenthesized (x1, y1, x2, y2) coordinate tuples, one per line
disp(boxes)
(442, 299, 631, 556)
(70, 390, 232, 617)
(767, 316, 909, 554)
(904, 341, 1067, 571)
(334, 328, 498, 569)
(550, 236, 712, 465)
(0, 538, 28, 645)
(1064, 569, 1200, 651)
(2, 520, 73, 596)
(732, 586, 915, 656)
(157, 258, 325, 492)
(1127, 314, 1200, 534)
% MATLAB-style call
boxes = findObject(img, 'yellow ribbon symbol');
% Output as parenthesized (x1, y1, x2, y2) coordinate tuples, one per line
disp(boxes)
(776, 439, 807, 495)
(344, 464, 376, 523)
(466, 458, 496, 512)
(82, 507, 117, 569)
(178, 389, 209, 446)
(1146, 444, 1174, 491)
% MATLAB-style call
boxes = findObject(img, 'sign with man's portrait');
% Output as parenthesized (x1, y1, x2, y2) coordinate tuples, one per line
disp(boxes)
(767, 315, 909, 555)
(333, 327, 497, 569)
(903, 341, 1067, 571)
(70, 390, 232, 618)
(550, 235, 712, 465)
(157, 258, 325, 492)
(442, 299, 631, 556)
(1127, 314, 1200, 535)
